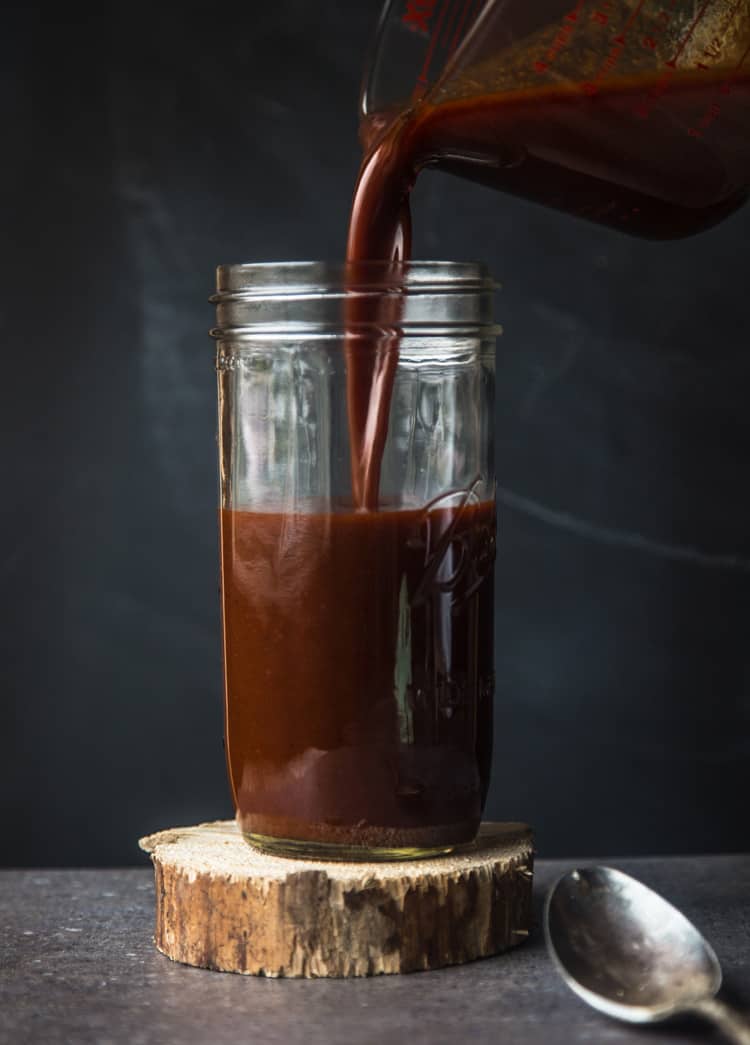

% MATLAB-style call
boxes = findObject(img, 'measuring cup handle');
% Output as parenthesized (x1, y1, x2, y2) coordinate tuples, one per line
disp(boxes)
(690, 996, 750, 1045)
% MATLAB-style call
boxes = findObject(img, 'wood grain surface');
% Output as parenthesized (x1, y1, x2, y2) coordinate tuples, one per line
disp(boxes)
(139, 820, 534, 977)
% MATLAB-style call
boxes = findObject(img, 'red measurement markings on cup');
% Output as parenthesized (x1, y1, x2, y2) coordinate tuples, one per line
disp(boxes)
(418, 0, 452, 84)
(534, 0, 587, 74)
(402, 0, 457, 99)
(402, 0, 439, 34)
(689, 34, 750, 135)
(448, 0, 481, 58)
(631, 0, 681, 115)
(692, 0, 746, 68)
(666, 0, 715, 64)
(581, 0, 650, 94)
(440, 0, 462, 51)
(634, 0, 717, 118)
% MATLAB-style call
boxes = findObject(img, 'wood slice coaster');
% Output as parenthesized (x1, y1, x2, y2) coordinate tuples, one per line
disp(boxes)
(139, 820, 534, 978)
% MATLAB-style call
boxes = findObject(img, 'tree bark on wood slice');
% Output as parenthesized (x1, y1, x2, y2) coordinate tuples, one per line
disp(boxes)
(139, 820, 533, 978)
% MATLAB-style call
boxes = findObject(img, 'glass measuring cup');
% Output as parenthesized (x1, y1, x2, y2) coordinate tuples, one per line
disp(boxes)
(360, 0, 750, 236)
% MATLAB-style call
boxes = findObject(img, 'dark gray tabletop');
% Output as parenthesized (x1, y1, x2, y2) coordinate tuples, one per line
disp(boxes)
(2, 856, 748, 1044)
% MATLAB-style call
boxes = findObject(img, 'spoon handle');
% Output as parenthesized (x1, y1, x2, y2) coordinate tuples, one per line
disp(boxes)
(690, 996, 750, 1045)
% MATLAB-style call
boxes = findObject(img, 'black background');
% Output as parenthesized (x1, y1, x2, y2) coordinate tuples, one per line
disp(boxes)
(2, 1, 749, 867)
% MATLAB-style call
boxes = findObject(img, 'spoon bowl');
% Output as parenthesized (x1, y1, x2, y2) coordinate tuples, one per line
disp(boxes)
(545, 867, 750, 1043)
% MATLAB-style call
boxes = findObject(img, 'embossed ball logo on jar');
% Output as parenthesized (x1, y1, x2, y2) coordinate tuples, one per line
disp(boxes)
(397, 477, 497, 729)
(408, 477, 497, 615)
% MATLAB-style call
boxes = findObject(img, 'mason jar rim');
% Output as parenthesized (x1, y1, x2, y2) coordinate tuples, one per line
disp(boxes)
(210, 261, 501, 340)
(211, 260, 499, 299)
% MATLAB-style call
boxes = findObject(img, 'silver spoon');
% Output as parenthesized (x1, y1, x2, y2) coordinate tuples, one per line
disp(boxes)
(545, 866, 750, 1044)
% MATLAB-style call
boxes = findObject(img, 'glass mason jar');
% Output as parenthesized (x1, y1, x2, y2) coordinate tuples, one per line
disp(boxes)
(212, 261, 499, 860)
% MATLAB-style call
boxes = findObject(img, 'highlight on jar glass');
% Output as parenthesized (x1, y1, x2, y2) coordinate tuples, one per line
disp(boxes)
(212, 261, 500, 860)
